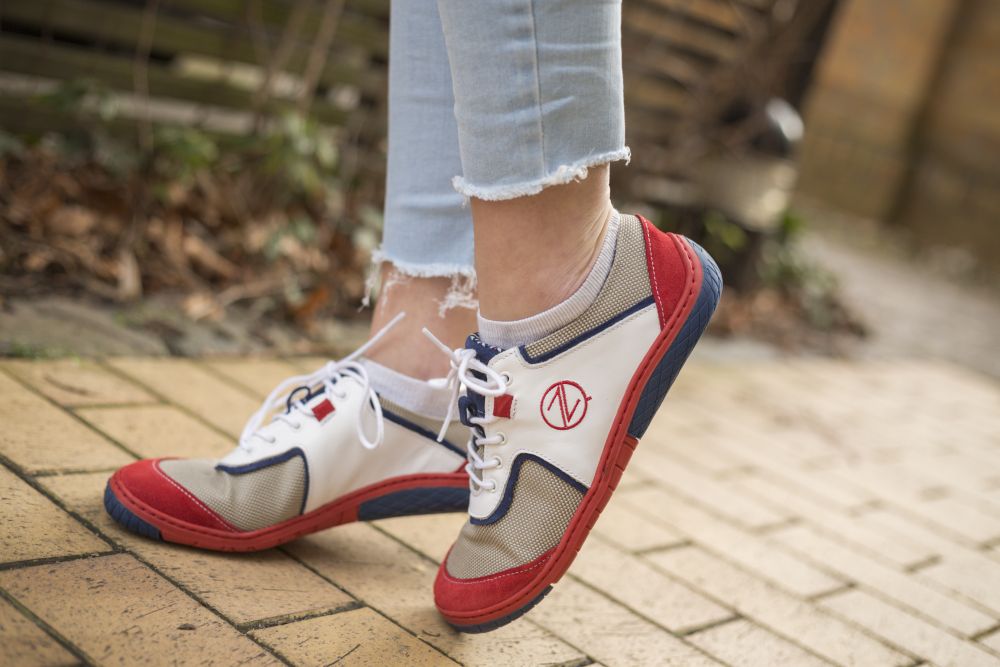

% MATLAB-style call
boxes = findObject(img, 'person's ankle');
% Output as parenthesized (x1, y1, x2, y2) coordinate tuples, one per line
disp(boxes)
(473, 168, 615, 321)
(365, 265, 477, 379)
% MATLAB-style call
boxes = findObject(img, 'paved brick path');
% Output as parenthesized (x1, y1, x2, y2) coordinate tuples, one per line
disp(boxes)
(2, 356, 999, 666)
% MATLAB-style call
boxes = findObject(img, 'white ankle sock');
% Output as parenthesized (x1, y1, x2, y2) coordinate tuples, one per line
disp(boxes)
(477, 210, 619, 349)
(360, 359, 452, 419)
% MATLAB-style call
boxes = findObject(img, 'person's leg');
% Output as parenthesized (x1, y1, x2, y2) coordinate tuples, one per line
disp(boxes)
(365, 0, 478, 379)
(437, 0, 627, 324)
(102, 0, 485, 551)
(430, 0, 722, 632)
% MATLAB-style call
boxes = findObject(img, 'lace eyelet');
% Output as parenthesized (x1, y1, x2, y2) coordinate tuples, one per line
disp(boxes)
(496, 432, 507, 446)
(292, 422, 302, 430)
(491, 456, 502, 469)
(501, 372, 512, 385)
(488, 480, 498, 493)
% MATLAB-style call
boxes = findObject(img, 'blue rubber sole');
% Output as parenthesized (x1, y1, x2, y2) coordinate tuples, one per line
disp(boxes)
(104, 483, 162, 541)
(627, 239, 722, 439)
(447, 586, 553, 634)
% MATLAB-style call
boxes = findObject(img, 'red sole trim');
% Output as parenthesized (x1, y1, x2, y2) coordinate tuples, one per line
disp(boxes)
(438, 235, 703, 627)
(109, 471, 469, 552)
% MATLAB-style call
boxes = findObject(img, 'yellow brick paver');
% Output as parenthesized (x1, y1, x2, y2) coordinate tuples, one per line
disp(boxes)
(648, 546, 912, 666)
(201, 359, 303, 397)
(590, 492, 687, 552)
(251, 607, 457, 666)
(731, 473, 934, 569)
(0, 596, 77, 667)
(0, 554, 279, 666)
(919, 552, 1000, 617)
(772, 523, 996, 635)
(620, 485, 845, 597)
(0, 466, 108, 564)
(287, 523, 587, 666)
(686, 618, 833, 667)
(569, 537, 732, 633)
(631, 445, 792, 529)
(820, 589, 1000, 667)
(0, 371, 133, 473)
(40, 472, 356, 626)
(105, 358, 260, 437)
(2, 356, 1000, 665)
(3, 358, 156, 407)
(529, 579, 723, 667)
(77, 404, 233, 460)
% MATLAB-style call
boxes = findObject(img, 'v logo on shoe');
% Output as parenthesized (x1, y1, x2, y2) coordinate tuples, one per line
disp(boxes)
(540, 381, 590, 430)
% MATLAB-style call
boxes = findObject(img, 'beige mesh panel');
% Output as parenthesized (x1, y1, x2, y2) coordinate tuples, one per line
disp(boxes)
(445, 459, 584, 579)
(524, 214, 653, 359)
(160, 456, 306, 532)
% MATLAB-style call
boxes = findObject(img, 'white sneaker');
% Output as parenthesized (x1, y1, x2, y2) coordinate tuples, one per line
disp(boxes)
(105, 335, 468, 552)
(429, 214, 722, 631)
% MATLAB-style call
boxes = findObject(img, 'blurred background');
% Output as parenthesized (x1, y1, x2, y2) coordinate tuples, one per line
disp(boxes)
(0, 0, 997, 374)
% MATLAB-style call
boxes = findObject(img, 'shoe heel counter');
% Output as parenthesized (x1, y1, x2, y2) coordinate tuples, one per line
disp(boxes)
(638, 216, 700, 329)
(627, 236, 723, 439)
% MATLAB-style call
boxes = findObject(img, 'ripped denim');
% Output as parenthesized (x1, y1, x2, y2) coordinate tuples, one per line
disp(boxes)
(374, 0, 627, 302)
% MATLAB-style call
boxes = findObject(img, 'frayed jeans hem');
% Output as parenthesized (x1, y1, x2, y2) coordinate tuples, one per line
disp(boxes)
(363, 247, 478, 316)
(451, 147, 631, 201)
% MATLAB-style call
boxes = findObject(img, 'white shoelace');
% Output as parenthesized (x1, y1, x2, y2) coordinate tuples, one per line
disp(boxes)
(423, 329, 509, 493)
(238, 313, 405, 454)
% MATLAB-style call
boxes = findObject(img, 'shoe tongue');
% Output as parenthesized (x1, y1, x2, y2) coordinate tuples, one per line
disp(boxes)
(465, 333, 504, 363)
(463, 333, 504, 422)
(285, 384, 326, 412)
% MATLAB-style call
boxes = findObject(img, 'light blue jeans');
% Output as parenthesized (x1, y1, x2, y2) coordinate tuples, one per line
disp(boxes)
(378, 0, 627, 282)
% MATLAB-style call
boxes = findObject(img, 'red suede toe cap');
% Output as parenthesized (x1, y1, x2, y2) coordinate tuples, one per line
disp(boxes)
(112, 459, 236, 532)
(434, 548, 553, 617)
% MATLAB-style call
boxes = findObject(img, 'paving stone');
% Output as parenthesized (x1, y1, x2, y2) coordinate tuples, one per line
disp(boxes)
(376, 505, 730, 637)
(648, 546, 912, 666)
(286, 523, 586, 667)
(0, 554, 278, 666)
(76, 405, 233, 460)
(820, 589, 1000, 667)
(39, 472, 355, 627)
(981, 629, 1000, 653)
(733, 473, 935, 568)
(920, 552, 1000, 616)
(852, 506, 989, 562)
(632, 446, 792, 529)
(372, 513, 466, 563)
(201, 359, 303, 398)
(620, 486, 844, 597)
(530, 579, 722, 667)
(687, 619, 833, 667)
(0, 596, 78, 667)
(772, 524, 996, 635)
(3, 359, 156, 407)
(0, 466, 108, 565)
(590, 492, 687, 552)
(0, 371, 133, 474)
(569, 537, 732, 633)
(905, 496, 1000, 545)
(251, 607, 456, 666)
(105, 358, 260, 437)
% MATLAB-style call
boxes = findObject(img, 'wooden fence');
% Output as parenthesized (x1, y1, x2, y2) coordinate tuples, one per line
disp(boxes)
(0, 0, 806, 217)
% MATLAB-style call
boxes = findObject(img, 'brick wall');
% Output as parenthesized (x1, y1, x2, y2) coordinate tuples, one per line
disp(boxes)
(796, 0, 999, 270)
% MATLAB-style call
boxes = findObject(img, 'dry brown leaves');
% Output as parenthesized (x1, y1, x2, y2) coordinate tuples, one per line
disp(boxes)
(0, 146, 368, 329)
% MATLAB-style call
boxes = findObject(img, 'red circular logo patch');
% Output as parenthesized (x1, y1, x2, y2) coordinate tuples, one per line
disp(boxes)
(540, 381, 591, 430)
